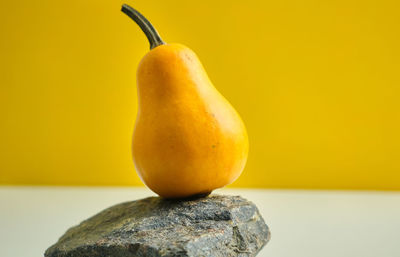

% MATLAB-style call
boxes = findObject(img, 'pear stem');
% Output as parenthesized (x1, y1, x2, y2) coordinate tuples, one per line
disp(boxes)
(121, 4, 165, 50)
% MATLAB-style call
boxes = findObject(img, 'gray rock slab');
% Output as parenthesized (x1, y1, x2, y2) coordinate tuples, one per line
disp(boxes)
(45, 195, 270, 257)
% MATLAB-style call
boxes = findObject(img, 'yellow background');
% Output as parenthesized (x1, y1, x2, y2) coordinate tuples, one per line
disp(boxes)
(1, 0, 399, 190)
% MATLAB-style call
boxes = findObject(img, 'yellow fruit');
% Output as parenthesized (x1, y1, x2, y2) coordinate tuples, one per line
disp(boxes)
(122, 4, 248, 198)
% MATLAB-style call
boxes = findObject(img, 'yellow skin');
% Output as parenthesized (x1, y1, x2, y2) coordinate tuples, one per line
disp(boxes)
(133, 43, 248, 198)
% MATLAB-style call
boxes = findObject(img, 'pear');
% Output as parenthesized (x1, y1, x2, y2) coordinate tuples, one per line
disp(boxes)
(122, 4, 248, 198)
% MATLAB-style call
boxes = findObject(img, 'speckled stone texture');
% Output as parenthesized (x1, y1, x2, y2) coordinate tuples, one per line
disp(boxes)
(45, 195, 270, 257)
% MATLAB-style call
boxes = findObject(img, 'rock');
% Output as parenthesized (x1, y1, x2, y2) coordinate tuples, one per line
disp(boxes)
(45, 195, 270, 257)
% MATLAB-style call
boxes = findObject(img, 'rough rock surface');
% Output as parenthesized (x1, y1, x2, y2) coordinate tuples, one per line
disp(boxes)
(45, 195, 270, 257)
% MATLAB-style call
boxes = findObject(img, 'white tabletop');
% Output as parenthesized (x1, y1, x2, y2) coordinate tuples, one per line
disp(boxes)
(1, 186, 399, 257)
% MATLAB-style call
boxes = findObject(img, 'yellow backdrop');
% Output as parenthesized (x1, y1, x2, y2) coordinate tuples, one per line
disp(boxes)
(1, 0, 399, 190)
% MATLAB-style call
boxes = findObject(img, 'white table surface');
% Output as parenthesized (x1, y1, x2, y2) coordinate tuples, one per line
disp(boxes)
(1, 186, 399, 257)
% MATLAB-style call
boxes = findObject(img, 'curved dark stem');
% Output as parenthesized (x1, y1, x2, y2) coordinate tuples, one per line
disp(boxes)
(121, 4, 165, 49)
